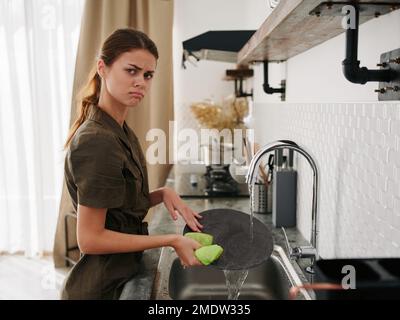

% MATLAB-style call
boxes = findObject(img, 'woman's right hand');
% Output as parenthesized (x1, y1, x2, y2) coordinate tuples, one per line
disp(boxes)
(171, 235, 203, 267)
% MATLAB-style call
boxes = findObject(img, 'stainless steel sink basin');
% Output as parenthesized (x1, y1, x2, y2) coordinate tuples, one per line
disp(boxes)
(168, 245, 312, 300)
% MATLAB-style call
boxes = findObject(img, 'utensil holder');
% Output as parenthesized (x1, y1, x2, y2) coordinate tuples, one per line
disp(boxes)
(251, 182, 267, 214)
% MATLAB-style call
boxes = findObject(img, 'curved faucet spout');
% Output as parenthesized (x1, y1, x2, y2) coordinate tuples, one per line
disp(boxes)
(246, 140, 319, 272)
(246, 140, 298, 186)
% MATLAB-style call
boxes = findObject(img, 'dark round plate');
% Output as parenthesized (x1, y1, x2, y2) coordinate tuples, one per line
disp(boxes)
(183, 208, 274, 270)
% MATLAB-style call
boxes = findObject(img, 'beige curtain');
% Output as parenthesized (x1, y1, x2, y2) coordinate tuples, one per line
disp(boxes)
(53, 0, 174, 267)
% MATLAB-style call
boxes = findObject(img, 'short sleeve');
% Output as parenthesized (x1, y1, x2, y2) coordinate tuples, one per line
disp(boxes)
(68, 132, 125, 208)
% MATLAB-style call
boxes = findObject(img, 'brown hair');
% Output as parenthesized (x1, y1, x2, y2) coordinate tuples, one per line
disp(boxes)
(64, 28, 158, 148)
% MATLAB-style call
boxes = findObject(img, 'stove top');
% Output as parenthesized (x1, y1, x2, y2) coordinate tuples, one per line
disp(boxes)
(175, 165, 249, 198)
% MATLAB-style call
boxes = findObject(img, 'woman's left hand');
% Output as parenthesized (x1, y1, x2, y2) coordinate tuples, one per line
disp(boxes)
(162, 187, 203, 232)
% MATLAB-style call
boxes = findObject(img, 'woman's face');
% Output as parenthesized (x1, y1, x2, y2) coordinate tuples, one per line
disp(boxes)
(98, 49, 157, 107)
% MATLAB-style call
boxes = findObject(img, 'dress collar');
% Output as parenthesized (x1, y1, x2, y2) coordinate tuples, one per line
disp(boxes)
(88, 105, 145, 179)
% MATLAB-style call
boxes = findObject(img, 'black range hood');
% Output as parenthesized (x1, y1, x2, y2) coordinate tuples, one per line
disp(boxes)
(182, 30, 256, 64)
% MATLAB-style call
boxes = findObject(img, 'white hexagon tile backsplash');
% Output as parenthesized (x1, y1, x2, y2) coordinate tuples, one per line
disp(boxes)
(253, 102, 400, 259)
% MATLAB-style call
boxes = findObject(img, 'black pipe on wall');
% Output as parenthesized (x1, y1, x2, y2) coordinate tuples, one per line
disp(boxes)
(342, 4, 396, 84)
(263, 61, 285, 94)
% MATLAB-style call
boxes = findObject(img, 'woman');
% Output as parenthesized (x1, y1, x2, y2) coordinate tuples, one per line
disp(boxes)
(61, 28, 203, 300)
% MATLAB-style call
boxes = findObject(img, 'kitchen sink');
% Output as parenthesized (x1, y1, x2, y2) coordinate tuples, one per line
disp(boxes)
(168, 245, 312, 300)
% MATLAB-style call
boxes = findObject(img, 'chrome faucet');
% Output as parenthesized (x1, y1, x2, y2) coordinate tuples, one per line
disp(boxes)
(246, 140, 319, 274)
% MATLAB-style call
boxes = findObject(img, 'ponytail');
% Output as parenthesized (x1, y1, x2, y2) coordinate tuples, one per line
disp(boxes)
(64, 67, 101, 149)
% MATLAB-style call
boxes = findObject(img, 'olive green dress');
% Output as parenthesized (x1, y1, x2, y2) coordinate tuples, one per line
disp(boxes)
(61, 105, 151, 300)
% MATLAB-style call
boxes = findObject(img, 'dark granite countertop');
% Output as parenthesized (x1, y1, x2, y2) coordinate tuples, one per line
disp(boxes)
(119, 166, 313, 300)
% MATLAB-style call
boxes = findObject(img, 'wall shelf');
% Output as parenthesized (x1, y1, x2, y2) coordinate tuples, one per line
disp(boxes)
(238, 0, 400, 65)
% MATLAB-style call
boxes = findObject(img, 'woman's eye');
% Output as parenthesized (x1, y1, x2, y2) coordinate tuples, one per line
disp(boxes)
(126, 68, 136, 75)
(144, 73, 153, 80)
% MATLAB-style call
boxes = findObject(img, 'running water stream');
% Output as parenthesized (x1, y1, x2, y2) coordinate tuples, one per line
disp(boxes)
(223, 184, 255, 299)
(223, 269, 249, 300)
(249, 184, 254, 242)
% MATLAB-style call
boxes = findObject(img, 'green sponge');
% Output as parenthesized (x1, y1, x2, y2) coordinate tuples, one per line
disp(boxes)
(184, 232, 213, 246)
(195, 244, 224, 266)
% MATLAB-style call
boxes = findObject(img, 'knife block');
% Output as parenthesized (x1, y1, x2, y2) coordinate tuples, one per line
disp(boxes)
(272, 169, 297, 227)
